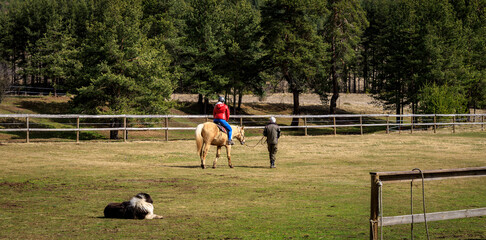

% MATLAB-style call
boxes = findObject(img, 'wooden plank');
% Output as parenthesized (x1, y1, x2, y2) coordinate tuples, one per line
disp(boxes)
(304, 117, 307, 136)
(370, 167, 486, 183)
(360, 116, 363, 135)
(26, 116, 29, 143)
(381, 208, 486, 226)
(386, 115, 389, 134)
(123, 117, 127, 142)
(165, 117, 169, 141)
(333, 116, 337, 135)
(76, 117, 80, 143)
(370, 175, 380, 240)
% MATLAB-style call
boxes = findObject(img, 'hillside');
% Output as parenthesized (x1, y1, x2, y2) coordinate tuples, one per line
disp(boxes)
(0, 93, 390, 116)
(172, 93, 395, 115)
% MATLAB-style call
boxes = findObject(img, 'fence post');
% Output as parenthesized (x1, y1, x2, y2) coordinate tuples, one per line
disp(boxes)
(165, 117, 169, 141)
(304, 117, 308, 136)
(434, 114, 437, 133)
(26, 116, 30, 143)
(370, 174, 380, 240)
(411, 115, 414, 134)
(386, 115, 389, 134)
(123, 117, 127, 142)
(333, 116, 337, 136)
(453, 115, 456, 133)
(482, 115, 484, 131)
(360, 116, 363, 135)
(76, 117, 80, 143)
(399, 116, 401, 134)
(240, 117, 243, 127)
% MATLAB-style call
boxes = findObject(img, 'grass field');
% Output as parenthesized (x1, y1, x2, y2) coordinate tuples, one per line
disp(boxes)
(1, 132, 485, 239)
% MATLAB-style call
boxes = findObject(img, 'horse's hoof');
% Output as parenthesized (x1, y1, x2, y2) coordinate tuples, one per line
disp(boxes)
(212, 166, 216, 169)
(229, 165, 234, 168)
(201, 165, 205, 169)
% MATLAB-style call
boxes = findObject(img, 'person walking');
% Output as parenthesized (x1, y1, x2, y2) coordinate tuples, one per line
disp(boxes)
(213, 96, 234, 145)
(263, 116, 281, 168)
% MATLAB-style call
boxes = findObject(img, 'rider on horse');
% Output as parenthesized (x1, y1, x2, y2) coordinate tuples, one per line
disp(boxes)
(213, 96, 234, 145)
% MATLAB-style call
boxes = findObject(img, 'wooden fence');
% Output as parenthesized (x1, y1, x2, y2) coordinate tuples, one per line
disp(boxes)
(369, 167, 486, 240)
(0, 113, 485, 143)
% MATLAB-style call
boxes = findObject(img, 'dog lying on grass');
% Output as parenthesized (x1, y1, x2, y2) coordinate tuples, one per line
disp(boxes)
(104, 193, 163, 219)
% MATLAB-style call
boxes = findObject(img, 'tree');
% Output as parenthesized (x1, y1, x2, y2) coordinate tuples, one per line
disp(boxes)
(219, 0, 263, 113)
(68, 0, 174, 138)
(141, 0, 188, 92)
(418, 83, 467, 115)
(458, 0, 486, 111)
(182, 0, 228, 113)
(0, 3, 11, 102)
(325, 0, 368, 114)
(26, 13, 81, 95)
(363, 0, 473, 118)
(261, 0, 328, 125)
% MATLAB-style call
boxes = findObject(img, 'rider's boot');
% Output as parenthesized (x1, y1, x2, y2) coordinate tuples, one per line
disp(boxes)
(227, 139, 235, 145)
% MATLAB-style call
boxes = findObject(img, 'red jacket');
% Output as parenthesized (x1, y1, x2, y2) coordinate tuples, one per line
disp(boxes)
(213, 103, 230, 121)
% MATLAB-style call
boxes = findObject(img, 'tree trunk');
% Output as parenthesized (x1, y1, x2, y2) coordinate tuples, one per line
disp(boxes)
(363, 46, 369, 93)
(198, 94, 204, 114)
(330, 59, 339, 114)
(238, 91, 242, 110)
(291, 90, 300, 126)
(330, 9, 339, 115)
(204, 97, 209, 115)
(396, 90, 401, 124)
(110, 119, 120, 140)
(233, 88, 237, 115)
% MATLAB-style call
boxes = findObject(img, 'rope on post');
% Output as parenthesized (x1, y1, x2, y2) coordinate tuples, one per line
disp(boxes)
(378, 181, 383, 240)
(410, 168, 430, 240)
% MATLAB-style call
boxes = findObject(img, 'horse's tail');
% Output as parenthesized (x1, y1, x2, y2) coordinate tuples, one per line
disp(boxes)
(195, 123, 204, 156)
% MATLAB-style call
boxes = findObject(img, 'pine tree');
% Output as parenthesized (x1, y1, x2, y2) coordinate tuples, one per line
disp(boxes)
(219, 0, 263, 113)
(183, 0, 227, 113)
(325, 0, 368, 114)
(70, 0, 174, 114)
(261, 0, 328, 125)
(27, 13, 81, 95)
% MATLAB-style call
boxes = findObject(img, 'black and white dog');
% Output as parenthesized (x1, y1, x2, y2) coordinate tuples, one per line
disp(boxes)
(104, 193, 163, 219)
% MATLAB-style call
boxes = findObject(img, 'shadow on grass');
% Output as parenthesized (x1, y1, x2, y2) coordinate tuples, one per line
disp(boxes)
(19, 100, 71, 114)
(3, 130, 105, 141)
(235, 165, 269, 169)
(163, 165, 201, 169)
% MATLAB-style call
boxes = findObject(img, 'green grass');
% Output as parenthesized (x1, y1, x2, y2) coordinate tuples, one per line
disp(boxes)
(1, 133, 485, 239)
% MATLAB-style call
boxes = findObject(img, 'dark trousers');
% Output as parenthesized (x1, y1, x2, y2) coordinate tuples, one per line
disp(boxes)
(268, 144, 278, 163)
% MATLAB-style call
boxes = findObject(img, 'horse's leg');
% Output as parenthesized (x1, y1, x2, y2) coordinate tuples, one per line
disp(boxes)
(226, 146, 233, 168)
(201, 142, 211, 169)
(199, 142, 204, 168)
(199, 142, 205, 159)
(213, 146, 221, 169)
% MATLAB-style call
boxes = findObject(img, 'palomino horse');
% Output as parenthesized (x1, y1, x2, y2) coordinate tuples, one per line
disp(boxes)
(195, 122, 245, 169)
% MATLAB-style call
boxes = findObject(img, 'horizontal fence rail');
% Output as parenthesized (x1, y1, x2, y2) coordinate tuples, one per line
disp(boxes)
(0, 113, 485, 143)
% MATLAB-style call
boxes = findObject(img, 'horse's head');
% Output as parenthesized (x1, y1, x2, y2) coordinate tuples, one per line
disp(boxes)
(235, 126, 245, 145)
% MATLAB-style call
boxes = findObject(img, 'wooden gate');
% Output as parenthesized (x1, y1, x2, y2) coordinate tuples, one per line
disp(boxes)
(369, 167, 486, 240)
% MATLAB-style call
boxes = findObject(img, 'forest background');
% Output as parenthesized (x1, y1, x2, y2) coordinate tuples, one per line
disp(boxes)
(0, 0, 485, 124)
